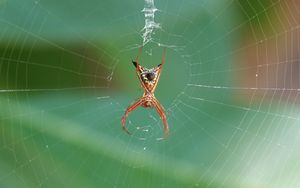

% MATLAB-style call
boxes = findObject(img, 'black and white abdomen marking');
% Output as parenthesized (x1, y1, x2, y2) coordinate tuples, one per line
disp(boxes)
(141, 70, 157, 84)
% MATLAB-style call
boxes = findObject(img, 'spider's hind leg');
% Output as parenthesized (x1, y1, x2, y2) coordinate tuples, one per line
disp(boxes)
(153, 97, 169, 139)
(122, 97, 144, 135)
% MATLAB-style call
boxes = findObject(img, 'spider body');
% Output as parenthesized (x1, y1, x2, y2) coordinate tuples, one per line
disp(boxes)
(135, 64, 161, 92)
(142, 94, 154, 108)
(122, 47, 169, 138)
(143, 71, 156, 82)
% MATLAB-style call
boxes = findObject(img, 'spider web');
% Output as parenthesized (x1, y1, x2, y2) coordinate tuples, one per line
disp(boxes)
(1, 0, 300, 187)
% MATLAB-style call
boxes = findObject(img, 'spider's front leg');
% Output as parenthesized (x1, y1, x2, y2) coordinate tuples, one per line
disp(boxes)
(122, 97, 144, 135)
(152, 97, 169, 139)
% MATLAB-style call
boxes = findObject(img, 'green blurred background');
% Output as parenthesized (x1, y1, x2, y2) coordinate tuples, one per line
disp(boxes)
(1, 0, 300, 187)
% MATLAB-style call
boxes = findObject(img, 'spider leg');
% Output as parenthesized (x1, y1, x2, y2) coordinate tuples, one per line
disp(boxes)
(132, 46, 143, 68)
(122, 97, 144, 135)
(150, 48, 167, 93)
(152, 97, 169, 139)
(135, 46, 143, 63)
(131, 46, 151, 93)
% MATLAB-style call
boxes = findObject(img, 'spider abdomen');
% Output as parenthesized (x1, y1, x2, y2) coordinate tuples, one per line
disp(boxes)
(146, 72, 155, 81)
(141, 71, 156, 83)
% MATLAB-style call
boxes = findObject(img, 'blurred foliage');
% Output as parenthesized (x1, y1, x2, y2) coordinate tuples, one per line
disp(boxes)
(1, 0, 299, 188)
(237, 0, 274, 21)
(0, 46, 111, 89)
(236, 0, 278, 36)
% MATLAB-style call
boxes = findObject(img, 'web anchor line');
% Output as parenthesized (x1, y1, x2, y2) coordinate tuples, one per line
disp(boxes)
(142, 0, 160, 46)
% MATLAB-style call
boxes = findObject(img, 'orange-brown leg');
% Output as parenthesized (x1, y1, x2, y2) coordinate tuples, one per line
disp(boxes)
(135, 46, 143, 62)
(153, 97, 169, 139)
(122, 97, 144, 135)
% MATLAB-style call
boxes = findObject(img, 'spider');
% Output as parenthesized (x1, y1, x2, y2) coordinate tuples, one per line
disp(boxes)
(121, 47, 169, 138)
